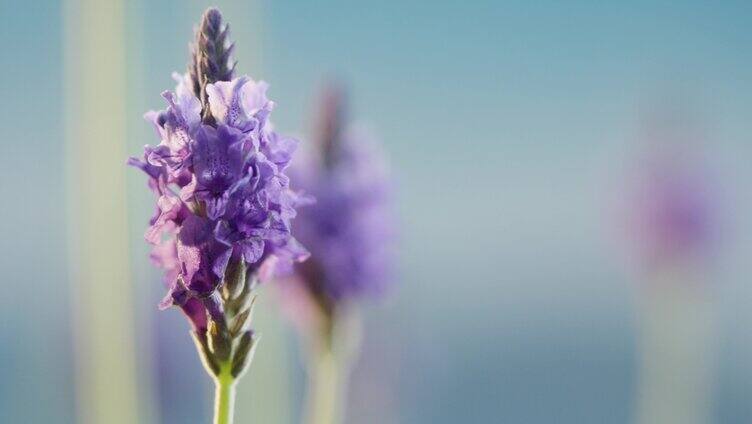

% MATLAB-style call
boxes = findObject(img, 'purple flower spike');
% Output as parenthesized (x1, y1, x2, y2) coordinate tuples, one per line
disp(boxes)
(278, 85, 395, 424)
(283, 84, 394, 317)
(129, 8, 308, 386)
(619, 114, 721, 278)
(626, 152, 718, 270)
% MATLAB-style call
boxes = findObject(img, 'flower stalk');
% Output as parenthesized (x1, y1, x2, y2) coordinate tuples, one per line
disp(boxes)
(191, 260, 258, 424)
(214, 363, 237, 424)
(306, 348, 340, 424)
(304, 316, 343, 424)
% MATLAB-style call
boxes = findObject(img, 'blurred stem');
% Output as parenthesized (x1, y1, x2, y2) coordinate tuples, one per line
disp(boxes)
(306, 345, 341, 424)
(214, 364, 236, 424)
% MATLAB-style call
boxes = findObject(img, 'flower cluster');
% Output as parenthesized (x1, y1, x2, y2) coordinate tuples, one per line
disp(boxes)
(622, 117, 719, 272)
(628, 155, 716, 269)
(288, 86, 393, 311)
(129, 9, 307, 344)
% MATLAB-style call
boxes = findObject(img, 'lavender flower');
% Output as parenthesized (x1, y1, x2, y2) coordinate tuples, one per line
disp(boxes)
(627, 154, 717, 271)
(289, 85, 394, 313)
(129, 9, 307, 422)
(281, 84, 394, 424)
(622, 118, 719, 273)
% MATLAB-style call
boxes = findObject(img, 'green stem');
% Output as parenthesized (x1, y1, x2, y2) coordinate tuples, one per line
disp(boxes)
(214, 364, 236, 424)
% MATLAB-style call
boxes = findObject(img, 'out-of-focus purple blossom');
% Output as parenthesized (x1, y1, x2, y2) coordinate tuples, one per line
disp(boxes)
(622, 117, 720, 271)
(286, 85, 394, 309)
(129, 8, 307, 348)
(628, 158, 717, 268)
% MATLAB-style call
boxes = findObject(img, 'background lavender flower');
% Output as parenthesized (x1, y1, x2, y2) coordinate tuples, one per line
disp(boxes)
(288, 84, 394, 314)
(275, 84, 395, 424)
(618, 113, 725, 424)
(621, 119, 720, 273)
(629, 160, 715, 267)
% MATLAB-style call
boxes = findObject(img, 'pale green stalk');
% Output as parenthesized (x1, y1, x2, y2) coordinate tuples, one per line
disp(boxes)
(214, 363, 237, 424)
(306, 348, 341, 424)
(304, 310, 363, 424)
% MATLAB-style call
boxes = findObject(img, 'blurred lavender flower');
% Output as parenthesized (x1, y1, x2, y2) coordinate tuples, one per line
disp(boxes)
(630, 161, 715, 266)
(622, 111, 724, 424)
(280, 84, 394, 424)
(129, 8, 307, 423)
(288, 84, 394, 315)
(622, 117, 720, 273)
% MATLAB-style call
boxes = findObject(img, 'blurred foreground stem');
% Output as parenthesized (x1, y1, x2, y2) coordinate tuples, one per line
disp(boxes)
(214, 364, 236, 424)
